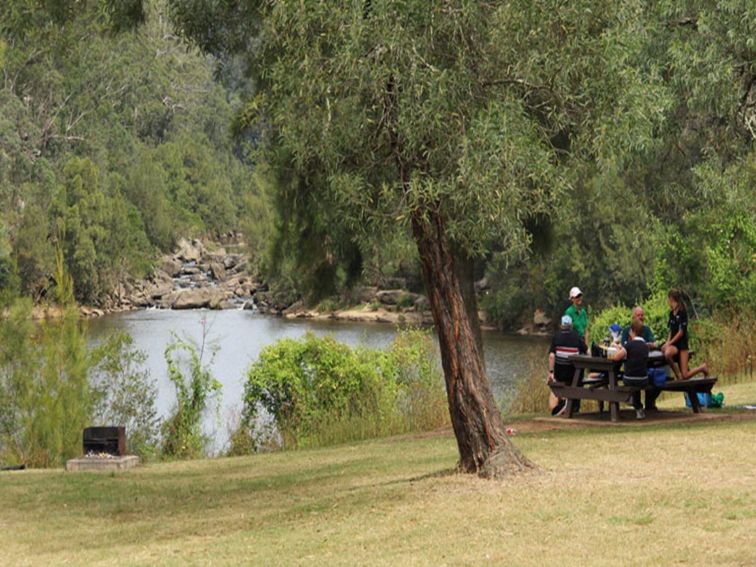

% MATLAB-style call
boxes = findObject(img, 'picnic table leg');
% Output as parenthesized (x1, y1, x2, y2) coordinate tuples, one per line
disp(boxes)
(565, 367, 582, 418)
(608, 369, 619, 422)
(689, 392, 701, 413)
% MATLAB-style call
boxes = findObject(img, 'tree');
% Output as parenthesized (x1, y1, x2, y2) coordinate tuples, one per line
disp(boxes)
(157, 0, 664, 476)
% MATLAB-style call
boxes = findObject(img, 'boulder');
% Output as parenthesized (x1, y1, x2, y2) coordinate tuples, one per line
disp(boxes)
(376, 289, 406, 305)
(171, 289, 212, 309)
(223, 254, 241, 270)
(207, 290, 228, 310)
(173, 238, 205, 263)
(160, 257, 183, 278)
(228, 259, 248, 274)
(283, 300, 305, 317)
(205, 248, 228, 265)
(353, 286, 379, 303)
(132, 292, 152, 308)
(209, 262, 227, 281)
(147, 281, 175, 300)
(413, 295, 430, 311)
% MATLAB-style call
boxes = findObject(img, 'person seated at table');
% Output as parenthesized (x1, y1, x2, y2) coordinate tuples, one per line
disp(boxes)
(661, 289, 709, 380)
(620, 306, 656, 348)
(548, 314, 587, 416)
(613, 318, 651, 419)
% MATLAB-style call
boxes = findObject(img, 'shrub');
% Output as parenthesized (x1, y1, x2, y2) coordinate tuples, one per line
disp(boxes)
(588, 291, 669, 346)
(396, 293, 416, 309)
(236, 329, 447, 451)
(90, 332, 160, 459)
(316, 298, 339, 313)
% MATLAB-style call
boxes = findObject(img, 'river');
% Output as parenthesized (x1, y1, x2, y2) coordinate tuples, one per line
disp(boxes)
(88, 309, 548, 452)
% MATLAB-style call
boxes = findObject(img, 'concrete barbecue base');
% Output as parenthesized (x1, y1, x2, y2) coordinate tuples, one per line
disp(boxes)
(66, 455, 139, 472)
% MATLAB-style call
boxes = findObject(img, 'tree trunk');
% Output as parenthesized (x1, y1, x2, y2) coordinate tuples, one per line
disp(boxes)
(452, 243, 485, 367)
(411, 208, 535, 477)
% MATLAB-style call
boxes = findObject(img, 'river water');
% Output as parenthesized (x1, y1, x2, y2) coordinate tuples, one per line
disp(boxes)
(88, 309, 548, 451)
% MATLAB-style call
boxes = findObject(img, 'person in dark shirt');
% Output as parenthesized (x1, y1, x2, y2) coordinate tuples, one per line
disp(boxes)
(548, 315, 587, 415)
(613, 319, 651, 419)
(661, 289, 709, 380)
(620, 306, 656, 347)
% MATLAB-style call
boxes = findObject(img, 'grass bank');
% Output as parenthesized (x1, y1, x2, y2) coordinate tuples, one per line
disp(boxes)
(2, 413, 755, 565)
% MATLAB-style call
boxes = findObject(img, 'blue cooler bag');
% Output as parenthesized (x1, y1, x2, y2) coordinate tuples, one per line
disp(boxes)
(648, 368, 668, 387)
(685, 392, 712, 408)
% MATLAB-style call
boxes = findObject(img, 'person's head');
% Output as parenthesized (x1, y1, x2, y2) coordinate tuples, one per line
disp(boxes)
(560, 314, 573, 330)
(630, 317, 644, 338)
(632, 306, 645, 324)
(668, 288, 684, 311)
(569, 286, 583, 307)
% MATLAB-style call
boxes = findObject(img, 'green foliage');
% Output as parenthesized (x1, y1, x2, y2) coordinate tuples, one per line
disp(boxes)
(588, 292, 669, 346)
(161, 329, 222, 458)
(0, 299, 91, 467)
(90, 332, 160, 459)
(236, 0, 664, 264)
(238, 330, 447, 451)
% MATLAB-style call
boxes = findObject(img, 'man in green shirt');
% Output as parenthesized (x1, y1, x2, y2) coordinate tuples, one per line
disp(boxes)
(564, 286, 588, 343)
(620, 306, 657, 347)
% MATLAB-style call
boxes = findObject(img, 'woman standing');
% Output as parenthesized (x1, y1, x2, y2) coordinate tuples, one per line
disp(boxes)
(661, 289, 709, 380)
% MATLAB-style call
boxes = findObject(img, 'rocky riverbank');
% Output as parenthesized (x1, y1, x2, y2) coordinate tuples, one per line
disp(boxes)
(111, 237, 258, 312)
(71, 237, 552, 335)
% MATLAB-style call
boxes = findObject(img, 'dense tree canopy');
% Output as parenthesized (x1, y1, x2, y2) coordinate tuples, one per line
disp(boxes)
(0, 0, 259, 303)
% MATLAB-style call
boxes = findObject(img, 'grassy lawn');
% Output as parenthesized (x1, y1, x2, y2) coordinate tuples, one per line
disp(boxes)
(2, 410, 755, 566)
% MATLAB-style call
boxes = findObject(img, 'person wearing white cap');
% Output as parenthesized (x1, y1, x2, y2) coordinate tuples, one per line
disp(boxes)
(564, 286, 588, 344)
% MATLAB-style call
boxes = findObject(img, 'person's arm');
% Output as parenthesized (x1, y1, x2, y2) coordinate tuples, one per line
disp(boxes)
(612, 346, 627, 362)
(583, 309, 589, 344)
(548, 352, 556, 384)
(645, 326, 657, 349)
(668, 328, 683, 346)
(679, 310, 688, 339)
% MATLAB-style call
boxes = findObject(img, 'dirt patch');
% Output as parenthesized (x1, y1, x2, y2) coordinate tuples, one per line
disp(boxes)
(518, 408, 756, 432)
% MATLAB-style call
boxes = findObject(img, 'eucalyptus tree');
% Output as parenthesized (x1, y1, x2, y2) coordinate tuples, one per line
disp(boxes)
(160, 0, 664, 476)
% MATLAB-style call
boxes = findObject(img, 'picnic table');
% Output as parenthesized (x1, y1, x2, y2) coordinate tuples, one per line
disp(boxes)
(549, 350, 717, 422)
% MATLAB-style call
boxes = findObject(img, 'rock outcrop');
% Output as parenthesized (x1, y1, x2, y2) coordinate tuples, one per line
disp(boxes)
(105, 237, 257, 313)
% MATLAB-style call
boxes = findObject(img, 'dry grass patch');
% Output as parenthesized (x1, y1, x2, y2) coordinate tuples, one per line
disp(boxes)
(1, 420, 754, 566)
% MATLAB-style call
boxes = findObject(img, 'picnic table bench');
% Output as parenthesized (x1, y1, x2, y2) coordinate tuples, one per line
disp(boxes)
(549, 351, 717, 422)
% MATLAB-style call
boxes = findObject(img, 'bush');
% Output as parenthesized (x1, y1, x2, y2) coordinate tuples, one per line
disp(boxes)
(235, 329, 447, 451)
(90, 332, 160, 459)
(0, 298, 162, 467)
(588, 291, 669, 346)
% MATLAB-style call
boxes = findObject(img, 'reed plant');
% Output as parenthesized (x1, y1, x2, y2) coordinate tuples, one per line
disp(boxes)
(692, 316, 756, 384)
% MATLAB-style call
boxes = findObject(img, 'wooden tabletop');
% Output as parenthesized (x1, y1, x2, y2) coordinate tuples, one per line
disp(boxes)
(569, 350, 667, 367)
